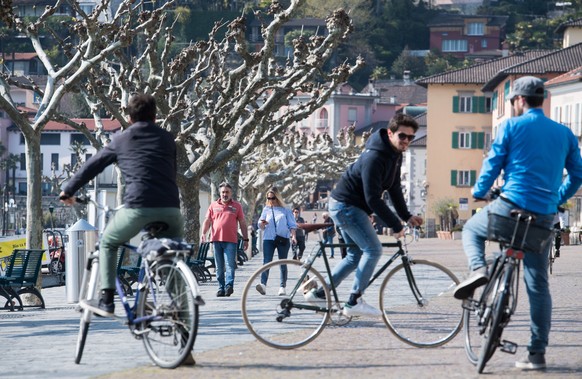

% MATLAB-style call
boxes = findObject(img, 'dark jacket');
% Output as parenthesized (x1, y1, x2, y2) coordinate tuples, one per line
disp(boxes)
(63, 121, 180, 208)
(331, 128, 411, 233)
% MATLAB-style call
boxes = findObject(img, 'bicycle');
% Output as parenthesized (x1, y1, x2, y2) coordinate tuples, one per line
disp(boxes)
(462, 209, 554, 373)
(73, 198, 205, 368)
(548, 225, 561, 275)
(241, 239, 462, 349)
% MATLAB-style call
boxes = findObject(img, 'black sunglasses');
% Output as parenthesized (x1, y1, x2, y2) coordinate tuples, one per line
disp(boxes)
(267, 197, 276, 200)
(397, 132, 415, 142)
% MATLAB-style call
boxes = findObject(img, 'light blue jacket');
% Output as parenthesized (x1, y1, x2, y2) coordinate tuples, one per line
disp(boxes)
(474, 108, 582, 214)
(259, 206, 297, 240)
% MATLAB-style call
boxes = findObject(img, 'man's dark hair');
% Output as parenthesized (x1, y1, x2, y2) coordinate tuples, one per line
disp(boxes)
(524, 96, 544, 108)
(388, 113, 419, 133)
(219, 182, 232, 189)
(128, 94, 156, 122)
(293, 207, 300, 212)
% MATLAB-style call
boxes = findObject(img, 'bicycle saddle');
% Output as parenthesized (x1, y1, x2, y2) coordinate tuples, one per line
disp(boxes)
(143, 222, 169, 236)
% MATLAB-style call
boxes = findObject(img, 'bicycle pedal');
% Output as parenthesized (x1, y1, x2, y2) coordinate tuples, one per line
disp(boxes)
(500, 340, 518, 354)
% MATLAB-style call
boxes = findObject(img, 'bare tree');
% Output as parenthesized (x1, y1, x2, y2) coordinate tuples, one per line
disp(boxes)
(78, 0, 363, 241)
(0, 0, 362, 247)
(239, 125, 365, 224)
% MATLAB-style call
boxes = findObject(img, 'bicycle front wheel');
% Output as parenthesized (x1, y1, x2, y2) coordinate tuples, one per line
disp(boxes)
(477, 265, 514, 373)
(137, 259, 199, 369)
(379, 259, 462, 347)
(241, 259, 331, 349)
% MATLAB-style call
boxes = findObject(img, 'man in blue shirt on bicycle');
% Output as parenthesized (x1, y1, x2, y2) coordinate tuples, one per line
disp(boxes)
(60, 94, 184, 318)
(453, 76, 582, 370)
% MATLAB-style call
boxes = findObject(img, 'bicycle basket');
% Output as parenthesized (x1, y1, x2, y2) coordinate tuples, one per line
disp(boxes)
(487, 212, 553, 253)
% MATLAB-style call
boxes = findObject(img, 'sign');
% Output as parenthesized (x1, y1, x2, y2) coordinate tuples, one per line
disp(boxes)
(0, 235, 27, 260)
(459, 198, 469, 211)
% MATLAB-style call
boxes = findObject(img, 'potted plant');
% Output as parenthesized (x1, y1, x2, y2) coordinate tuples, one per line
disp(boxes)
(451, 224, 463, 240)
(432, 197, 458, 240)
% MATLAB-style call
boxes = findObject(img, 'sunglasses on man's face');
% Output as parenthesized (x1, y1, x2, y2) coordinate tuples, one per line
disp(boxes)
(397, 132, 415, 142)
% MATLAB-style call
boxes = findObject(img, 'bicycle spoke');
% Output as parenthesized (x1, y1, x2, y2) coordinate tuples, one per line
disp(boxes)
(241, 259, 331, 349)
(380, 260, 462, 347)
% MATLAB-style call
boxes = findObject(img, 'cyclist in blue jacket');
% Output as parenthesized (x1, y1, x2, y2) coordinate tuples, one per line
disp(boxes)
(454, 76, 582, 370)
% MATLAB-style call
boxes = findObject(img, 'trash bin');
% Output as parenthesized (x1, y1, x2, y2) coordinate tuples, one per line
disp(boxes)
(66, 219, 98, 303)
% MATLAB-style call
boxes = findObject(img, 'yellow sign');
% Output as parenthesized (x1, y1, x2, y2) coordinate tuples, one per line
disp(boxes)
(0, 236, 27, 260)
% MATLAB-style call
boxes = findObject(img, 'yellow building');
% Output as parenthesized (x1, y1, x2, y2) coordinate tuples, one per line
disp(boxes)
(417, 41, 582, 234)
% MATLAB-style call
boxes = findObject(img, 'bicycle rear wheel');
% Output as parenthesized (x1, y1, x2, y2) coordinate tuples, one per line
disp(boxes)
(137, 259, 199, 369)
(241, 259, 331, 349)
(379, 259, 462, 347)
(477, 265, 514, 373)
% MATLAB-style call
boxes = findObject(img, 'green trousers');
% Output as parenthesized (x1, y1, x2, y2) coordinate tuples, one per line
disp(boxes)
(99, 207, 184, 289)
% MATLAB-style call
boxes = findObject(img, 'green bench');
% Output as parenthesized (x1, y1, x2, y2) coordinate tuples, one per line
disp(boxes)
(0, 249, 46, 311)
(186, 242, 213, 283)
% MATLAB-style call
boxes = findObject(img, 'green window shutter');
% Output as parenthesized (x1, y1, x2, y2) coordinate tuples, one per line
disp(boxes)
(470, 170, 477, 186)
(504, 81, 510, 97)
(451, 170, 458, 186)
(470, 132, 478, 148)
(471, 96, 478, 113)
(452, 96, 459, 113)
(477, 132, 485, 149)
(478, 96, 486, 113)
(452, 132, 459, 148)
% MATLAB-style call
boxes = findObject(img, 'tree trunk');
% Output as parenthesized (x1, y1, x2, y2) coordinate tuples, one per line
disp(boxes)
(24, 134, 43, 250)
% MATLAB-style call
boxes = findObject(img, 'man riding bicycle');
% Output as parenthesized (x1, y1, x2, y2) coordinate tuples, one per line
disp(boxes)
(453, 76, 582, 370)
(60, 94, 184, 318)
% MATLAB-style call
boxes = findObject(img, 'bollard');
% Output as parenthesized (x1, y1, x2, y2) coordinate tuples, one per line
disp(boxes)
(66, 219, 98, 303)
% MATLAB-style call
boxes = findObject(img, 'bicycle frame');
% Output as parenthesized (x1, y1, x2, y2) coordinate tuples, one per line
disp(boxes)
(284, 240, 419, 314)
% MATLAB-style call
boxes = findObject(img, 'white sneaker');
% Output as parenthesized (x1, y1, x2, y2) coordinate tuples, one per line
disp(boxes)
(303, 288, 326, 304)
(256, 283, 266, 295)
(278, 287, 286, 296)
(342, 298, 382, 318)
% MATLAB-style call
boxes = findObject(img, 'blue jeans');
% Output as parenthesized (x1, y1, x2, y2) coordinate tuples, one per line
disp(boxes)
(327, 197, 383, 295)
(261, 239, 290, 287)
(213, 241, 237, 290)
(323, 234, 335, 257)
(462, 197, 554, 353)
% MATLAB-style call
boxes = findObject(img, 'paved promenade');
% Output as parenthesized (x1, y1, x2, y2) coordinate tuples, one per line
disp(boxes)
(1, 237, 581, 378)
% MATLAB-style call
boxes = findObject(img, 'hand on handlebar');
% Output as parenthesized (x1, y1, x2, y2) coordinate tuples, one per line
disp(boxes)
(472, 187, 500, 202)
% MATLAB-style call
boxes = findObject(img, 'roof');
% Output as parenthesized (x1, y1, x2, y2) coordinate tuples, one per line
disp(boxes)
(0, 52, 39, 61)
(416, 50, 551, 87)
(42, 119, 122, 132)
(545, 65, 582, 87)
(555, 17, 582, 34)
(482, 42, 582, 91)
(354, 121, 386, 136)
(427, 13, 508, 28)
(363, 80, 427, 105)
(414, 112, 427, 127)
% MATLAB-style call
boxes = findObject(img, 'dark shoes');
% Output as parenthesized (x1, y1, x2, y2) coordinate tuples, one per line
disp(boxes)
(217, 285, 234, 297)
(80, 298, 115, 318)
(515, 352, 546, 370)
(453, 266, 488, 300)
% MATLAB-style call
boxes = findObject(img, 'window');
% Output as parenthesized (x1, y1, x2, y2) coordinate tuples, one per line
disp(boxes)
(451, 170, 477, 187)
(484, 132, 492, 152)
(467, 23, 485, 36)
(459, 95, 472, 113)
(452, 131, 485, 149)
(485, 96, 492, 113)
(70, 133, 91, 145)
(442, 39, 468, 52)
(459, 132, 471, 149)
(317, 108, 328, 130)
(79, 4, 94, 14)
(40, 133, 60, 145)
(20, 153, 26, 170)
(481, 39, 487, 48)
(348, 107, 357, 124)
(71, 154, 78, 169)
(51, 153, 59, 171)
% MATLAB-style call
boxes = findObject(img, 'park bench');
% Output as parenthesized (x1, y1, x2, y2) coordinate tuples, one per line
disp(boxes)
(0, 249, 46, 311)
(186, 242, 213, 283)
